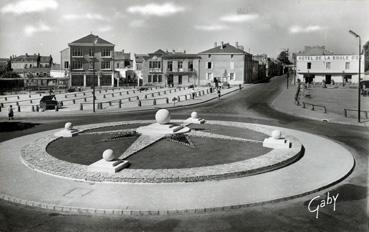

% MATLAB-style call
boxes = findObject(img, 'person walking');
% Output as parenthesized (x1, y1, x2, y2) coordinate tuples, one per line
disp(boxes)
(8, 105, 14, 120)
(217, 88, 221, 100)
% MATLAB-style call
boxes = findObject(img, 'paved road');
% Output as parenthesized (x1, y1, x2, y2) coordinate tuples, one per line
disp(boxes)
(0, 76, 368, 232)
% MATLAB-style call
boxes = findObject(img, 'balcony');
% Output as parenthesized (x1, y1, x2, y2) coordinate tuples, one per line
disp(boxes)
(149, 68, 162, 73)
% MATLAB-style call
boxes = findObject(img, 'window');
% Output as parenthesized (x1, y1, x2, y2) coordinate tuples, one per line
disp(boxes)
(124, 60, 130, 67)
(116, 63, 120, 68)
(207, 62, 212, 69)
(345, 62, 350, 70)
(149, 61, 161, 69)
(178, 75, 182, 84)
(231, 54, 234, 58)
(72, 48, 82, 57)
(188, 61, 193, 71)
(167, 61, 173, 71)
(178, 61, 183, 71)
(72, 60, 82, 69)
(153, 75, 157, 82)
(307, 62, 311, 69)
(206, 73, 213, 80)
(101, 61, 110, 69)
(29, 64, 32, 68)
(148, 75, 152, 82)
(230, 62, 234, 69)
(208, 54, 211, 58)
(158, 75, 162, 82)
(230, 73, 235, 81)
(64, 61, 69, 69)
(326, 62, 331, 69)
(102, 48, 111, 57)
(89, 48, 94, 57)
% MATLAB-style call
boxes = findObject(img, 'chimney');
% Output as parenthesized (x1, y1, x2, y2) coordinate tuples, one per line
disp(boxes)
(235, 42, 239, 48)
(221, 41, 224, 49)
(214, 42, 217, 48)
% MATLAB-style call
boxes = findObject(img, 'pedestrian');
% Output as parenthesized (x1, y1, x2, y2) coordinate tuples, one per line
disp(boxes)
(217, 88, 221, 99)
(191, 88, 196, 99)
(8, 105, 14, 120)
(295, 79, 301, 105)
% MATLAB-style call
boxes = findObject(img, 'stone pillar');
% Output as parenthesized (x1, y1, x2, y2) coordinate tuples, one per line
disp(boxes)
(83, 74, 87, 87)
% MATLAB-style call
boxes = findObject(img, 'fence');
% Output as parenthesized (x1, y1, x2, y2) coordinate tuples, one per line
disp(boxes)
(302, 102, 327, 113)
(344, 109, 369, 119)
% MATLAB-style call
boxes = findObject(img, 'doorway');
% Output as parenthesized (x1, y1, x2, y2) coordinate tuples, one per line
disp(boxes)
(167, 74, 173, 87)
(325, 75, 332, 84)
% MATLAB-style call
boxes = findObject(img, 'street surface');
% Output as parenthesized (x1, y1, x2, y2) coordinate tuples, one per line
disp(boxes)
(0, 75, 368, 232)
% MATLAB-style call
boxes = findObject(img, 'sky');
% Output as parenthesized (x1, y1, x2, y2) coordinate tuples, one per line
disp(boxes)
(0, 0, 368, 64)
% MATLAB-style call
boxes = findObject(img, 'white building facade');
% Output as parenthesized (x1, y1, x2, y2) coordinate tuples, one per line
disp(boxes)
(296, 54, 364, 84)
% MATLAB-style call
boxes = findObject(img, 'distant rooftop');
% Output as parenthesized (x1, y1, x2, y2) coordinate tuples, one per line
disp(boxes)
(297, 46, 334, 56)
(69, 33, 114, 46)
(12, 54, 52, 63)
(199, 43, 247, 55)
(114, 50, 131, 60)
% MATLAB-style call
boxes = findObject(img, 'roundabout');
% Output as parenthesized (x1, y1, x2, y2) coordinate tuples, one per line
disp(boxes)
(0, 110, 355, 215)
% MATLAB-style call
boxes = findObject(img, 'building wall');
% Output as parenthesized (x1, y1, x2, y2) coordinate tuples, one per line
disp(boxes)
(69, 45, 115, 87)
(296, 54, 365, 83)
(198, 54, 246, 85)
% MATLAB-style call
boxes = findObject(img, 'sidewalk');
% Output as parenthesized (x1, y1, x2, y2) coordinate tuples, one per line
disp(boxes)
(0, 86, 243, 120)
(271, 81, 369, 128)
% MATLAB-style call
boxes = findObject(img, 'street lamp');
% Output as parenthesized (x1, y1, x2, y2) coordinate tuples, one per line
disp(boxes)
(349, 30, 361, 122)
(92, 35, 98, 112)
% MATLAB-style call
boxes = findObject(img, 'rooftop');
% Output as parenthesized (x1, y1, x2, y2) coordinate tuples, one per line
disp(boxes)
(199, 43, 247, 55)
(69, 33, 114, 46)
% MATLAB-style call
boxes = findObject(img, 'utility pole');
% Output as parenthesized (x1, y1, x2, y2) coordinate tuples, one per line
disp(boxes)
(349, 30, 361, 122)
(92, 35, 98, 112)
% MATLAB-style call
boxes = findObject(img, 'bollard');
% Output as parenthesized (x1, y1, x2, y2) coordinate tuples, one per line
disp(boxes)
(118, 100, 122, 108)
(55, 105, 59, 112)
(138, 100, 142, 107)
(153, 99, 156, 105)
(32, 105, 35, 112)
(80, 103, 83, 111)
(72, 99, 76, 104)
(17, 105, 21, 112)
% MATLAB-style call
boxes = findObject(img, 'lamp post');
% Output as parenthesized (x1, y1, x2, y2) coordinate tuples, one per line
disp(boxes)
(349, 30, 361, 122)
(92, 35, 98, 112)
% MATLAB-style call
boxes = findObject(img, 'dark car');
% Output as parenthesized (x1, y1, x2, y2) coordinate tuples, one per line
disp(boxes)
(40, 95, 60, 111)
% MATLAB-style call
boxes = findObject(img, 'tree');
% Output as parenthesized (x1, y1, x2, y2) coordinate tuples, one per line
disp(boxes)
(277, 50, 292, 65)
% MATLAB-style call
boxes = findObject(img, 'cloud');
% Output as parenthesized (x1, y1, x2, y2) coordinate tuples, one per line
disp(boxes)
(62, 13, 107, 21)
(220, 13, 259, 23)
(97, 26, 112, 32)
(289, 25, 324, 34)
(1, 0, 58, 15)
(129, 19, 146, 28)
(127, 2, 185, 17)
(194, 24, 227, 31)
(24, 22, 51, 36)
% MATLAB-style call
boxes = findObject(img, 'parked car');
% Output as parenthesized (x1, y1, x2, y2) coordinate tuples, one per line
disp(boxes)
(39, 95, 60, 111)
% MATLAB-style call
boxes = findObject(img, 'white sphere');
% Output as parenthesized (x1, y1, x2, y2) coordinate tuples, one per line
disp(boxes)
(65, 122, 73, 130)
(102, 149, 115, 161)
(272, 130, 282, 139)
(191, 112, 198, 119)
(155, 109, 171, 124)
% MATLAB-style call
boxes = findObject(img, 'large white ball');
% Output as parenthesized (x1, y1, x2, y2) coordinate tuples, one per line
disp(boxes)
(102, 149, 115, 161)
(65, 122, 73, 130)
(272, 130, 282, 139)
(155, 109, 171, 124)
(191, 112, 198, 119)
